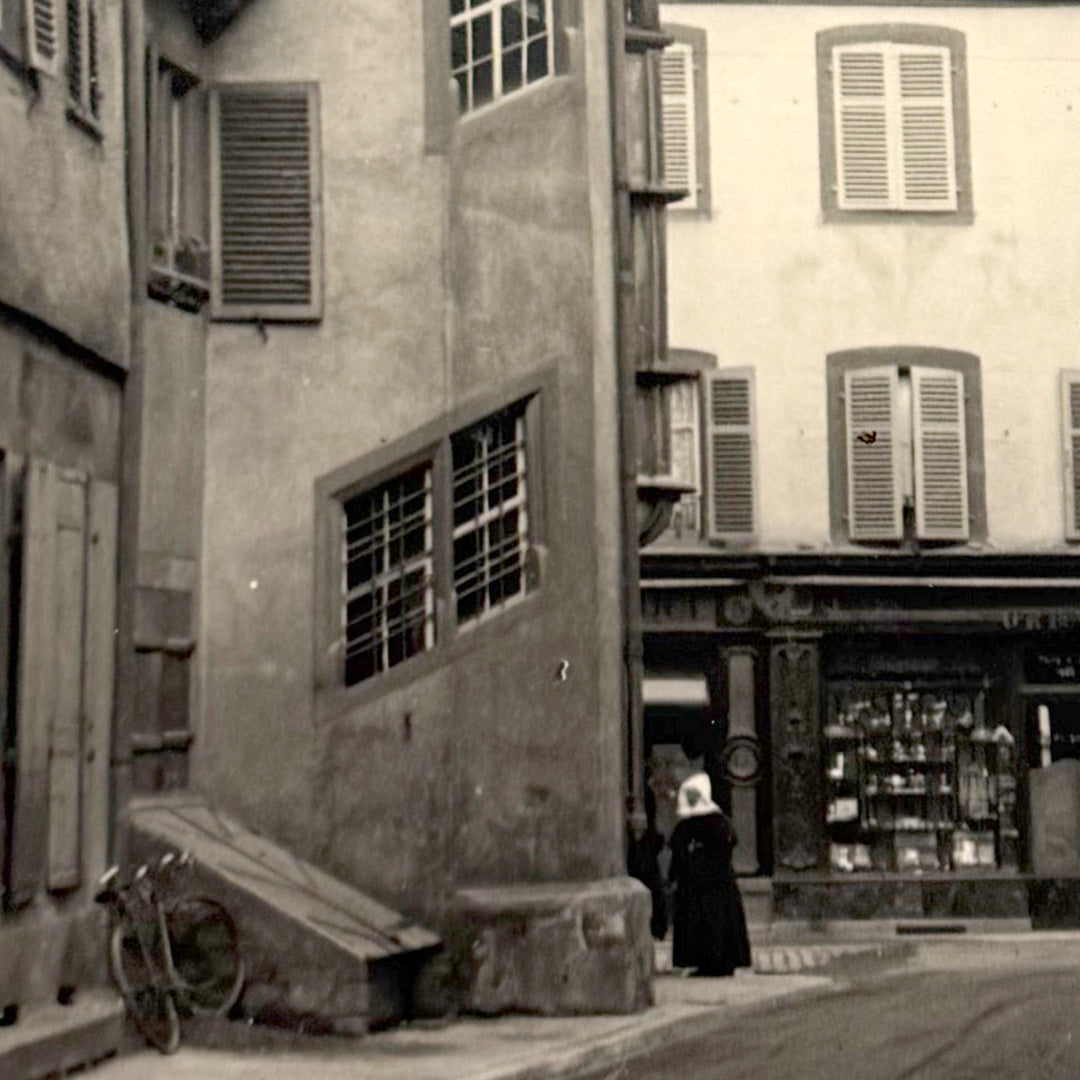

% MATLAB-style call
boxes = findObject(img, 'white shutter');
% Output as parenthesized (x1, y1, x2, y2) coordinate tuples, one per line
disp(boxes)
(834, 45, 892, 209)
(897, 45, 956, 211)
(1061, 371, 1080, 541)
(912, 367, 969, 541)
(660, 42, 697, 210)
(844, 366, 902, 540)
(211, 83, 323, 321)
(25, 0, 58, 75)
(705, 370, 755, 540)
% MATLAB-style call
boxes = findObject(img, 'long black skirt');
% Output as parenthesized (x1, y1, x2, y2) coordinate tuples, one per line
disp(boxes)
(672, 875, 751, 976)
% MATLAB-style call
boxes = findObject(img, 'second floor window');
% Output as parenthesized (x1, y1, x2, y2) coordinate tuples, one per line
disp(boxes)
(817, 26, 972, 223)
(451, 0, 553, 113)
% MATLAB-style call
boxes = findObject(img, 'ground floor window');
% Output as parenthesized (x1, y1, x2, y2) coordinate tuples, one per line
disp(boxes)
(824, 680, 1019, 873)
(342, 465, 436, 686)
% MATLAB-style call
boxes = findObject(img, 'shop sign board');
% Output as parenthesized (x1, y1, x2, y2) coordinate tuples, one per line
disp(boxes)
(1002, 610, 1080, 632)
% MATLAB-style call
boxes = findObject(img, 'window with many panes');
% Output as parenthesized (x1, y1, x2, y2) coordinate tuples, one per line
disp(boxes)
(452, 401, 529, 624)
(817, 25, 972, 223)
(451, 0, 553, 113)
(324, 394, 540, 690)
(341, 465, 436, 687)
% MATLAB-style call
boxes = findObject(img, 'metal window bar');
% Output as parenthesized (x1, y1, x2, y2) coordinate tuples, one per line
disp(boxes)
(452, 414, 528, 622)
(450, 0, 553, 113)
(341, 470, 435, 683)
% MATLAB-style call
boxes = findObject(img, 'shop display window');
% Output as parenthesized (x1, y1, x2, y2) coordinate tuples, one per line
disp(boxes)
(824, 682, 1019, 873)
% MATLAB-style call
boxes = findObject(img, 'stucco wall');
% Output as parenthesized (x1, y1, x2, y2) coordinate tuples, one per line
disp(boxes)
(195, 0, 624, 917)
(0, 0, 129, 364)
(661, 3, 1080, 552)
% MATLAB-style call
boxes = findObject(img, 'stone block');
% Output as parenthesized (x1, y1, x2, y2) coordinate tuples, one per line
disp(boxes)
(454, 877, 653, 1016)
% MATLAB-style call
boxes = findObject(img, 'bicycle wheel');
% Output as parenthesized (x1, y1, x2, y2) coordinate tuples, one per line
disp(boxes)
(109, 923, 181, 1054)
(166, 896, 245, 1017)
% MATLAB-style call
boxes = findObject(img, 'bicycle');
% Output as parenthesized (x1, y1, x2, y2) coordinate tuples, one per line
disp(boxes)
(95, 850, 246, 1054)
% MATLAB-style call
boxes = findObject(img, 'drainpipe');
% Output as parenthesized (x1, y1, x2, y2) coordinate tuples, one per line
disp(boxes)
(113, 0, 148, 863)
(608, 0, 647, 844)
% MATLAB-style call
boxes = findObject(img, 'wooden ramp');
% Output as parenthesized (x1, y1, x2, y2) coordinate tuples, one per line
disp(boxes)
(127, 796, 441, 1030)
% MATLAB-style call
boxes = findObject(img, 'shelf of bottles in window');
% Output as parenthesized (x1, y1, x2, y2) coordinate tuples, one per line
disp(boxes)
(824, 683, 1019, 874)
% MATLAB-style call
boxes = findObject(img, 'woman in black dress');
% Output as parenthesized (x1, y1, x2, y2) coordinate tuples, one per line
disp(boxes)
(669, 772, 751, 977)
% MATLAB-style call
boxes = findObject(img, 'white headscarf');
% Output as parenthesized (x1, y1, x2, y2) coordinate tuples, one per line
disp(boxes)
(676, 772, 721, 819)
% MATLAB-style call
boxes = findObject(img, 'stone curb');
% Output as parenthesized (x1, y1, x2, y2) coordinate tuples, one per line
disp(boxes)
(462, 979, 841, 1080)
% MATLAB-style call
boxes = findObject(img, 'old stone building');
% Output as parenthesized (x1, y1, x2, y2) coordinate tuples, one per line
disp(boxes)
(2, 0, 683, 1072)
(646, 0, 1080, 929)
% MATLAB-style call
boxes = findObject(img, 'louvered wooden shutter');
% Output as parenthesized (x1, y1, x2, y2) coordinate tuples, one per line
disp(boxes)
(25, 0, 58, 75)
(1061, 372, 1080, 541)
(912, 366, 968, 541)
(65, 0, 79, 102)
(844, 366, 902, 540)
(834, 45, 891, 210)
(87, 0, 98, 116)
(660, 42, 697, 210)
(211, 83, 323, 321)
(705, 370, 755, 540)
(897, 46, 956, 211)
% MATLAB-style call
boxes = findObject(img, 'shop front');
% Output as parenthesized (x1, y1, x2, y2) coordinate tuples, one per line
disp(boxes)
(641, 558, 1080, 927)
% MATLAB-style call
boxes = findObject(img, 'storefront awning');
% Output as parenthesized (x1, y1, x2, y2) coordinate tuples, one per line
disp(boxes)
(642, 674, 709, 707)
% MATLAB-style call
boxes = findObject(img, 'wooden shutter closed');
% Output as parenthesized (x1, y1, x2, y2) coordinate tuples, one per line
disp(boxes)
(705, 370, 755, 540)
(47, 470, 88, 890)
(81, 479, 118, 886)
(211, 83, 323, 321)
(9, 460, 57, 904)
(25, 0, 58, 75)
(1061, 372, 1080, 541)
(897, 46, 956, 211)
(834, 45, 891, 209)
(660, 42, 697, 209)
(912, 366, 969, 541)
(844, 366, 902, 541)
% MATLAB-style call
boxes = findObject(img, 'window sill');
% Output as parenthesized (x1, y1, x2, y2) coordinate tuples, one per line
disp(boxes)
(148, 265, 210, 314)
(317, 587, 546, 720)
(454, 74, 575, 147)
(822, 207, 973, 227)
(66, 104, 103, 141)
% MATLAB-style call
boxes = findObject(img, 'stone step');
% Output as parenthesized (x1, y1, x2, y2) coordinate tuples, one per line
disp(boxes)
(0, 989, 123, 1080)
(751, 942, 901, 974)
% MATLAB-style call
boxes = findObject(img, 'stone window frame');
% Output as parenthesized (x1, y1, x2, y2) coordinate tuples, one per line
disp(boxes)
(826, 347, 987, 547)
(817, 24, 973, 225)
(314, 373, 551, 706)
(422, 0, 579, 154)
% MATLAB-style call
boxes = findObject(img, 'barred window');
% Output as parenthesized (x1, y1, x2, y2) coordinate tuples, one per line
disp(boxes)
(450, 0, 553, 113)
(342, 466, 435, 686)
(452, 403, 529, 624)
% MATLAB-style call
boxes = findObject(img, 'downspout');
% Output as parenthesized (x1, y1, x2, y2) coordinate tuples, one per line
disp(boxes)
(113, 0, 148, 862)
(607, 0, 647, 843)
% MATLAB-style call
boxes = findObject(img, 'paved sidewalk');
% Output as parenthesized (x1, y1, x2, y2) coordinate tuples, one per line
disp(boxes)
(88, 971, 834, 1080)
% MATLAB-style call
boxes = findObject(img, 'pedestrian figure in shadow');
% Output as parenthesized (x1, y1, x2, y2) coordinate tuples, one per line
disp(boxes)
(669, 772, 751, 977)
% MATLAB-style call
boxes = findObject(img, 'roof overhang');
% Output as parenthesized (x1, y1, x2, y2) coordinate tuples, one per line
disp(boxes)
(184, 0, 258, 42)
